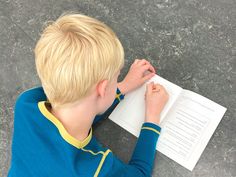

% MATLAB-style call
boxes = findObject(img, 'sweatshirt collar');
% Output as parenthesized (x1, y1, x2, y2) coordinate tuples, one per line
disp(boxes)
(38, 101, 92, 149)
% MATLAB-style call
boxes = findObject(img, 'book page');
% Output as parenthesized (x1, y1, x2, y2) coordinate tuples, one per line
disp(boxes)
(157, 90, 227, 171)
(109, 74, 182, 140)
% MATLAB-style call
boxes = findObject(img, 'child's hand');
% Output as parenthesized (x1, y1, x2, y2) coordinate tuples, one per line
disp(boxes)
(118, 59, 156, 94)
(145, 82, 169, 125)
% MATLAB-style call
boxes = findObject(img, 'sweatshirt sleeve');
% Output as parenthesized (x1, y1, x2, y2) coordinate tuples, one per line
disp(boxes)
(92, 88, 125, 125)
(102, 122, 161, 177)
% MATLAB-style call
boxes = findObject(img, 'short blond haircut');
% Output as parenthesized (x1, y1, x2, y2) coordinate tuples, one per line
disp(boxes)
(35, 13, 124, 108)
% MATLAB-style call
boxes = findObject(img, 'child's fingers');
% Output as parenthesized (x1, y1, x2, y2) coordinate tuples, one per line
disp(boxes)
(133, 59, 140, 65)
(134, 59, 156, 73)
(142, 63, 155, 73)
(152, 84, 162, 92)
(138, 59, 149, 66)
(148, 64, 156, 73)
(143, 72, 155, 82)
(141, 64, 156, 74)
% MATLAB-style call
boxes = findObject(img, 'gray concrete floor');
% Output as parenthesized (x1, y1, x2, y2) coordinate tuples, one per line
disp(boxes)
(0, 0, 236, 176)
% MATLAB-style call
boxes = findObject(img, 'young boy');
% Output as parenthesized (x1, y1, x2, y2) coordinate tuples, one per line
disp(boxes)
(8, 14, 169, 177)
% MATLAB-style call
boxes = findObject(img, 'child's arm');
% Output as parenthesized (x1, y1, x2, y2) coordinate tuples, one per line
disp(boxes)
(100, 60, 167, 176)
(104, 76, 168, 176)
(92, 87, 125, 125)
(101, 122, 161, 176)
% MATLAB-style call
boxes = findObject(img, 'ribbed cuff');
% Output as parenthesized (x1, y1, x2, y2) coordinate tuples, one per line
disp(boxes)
(116, 87, 125, 101)
(141, 122, 161, 135)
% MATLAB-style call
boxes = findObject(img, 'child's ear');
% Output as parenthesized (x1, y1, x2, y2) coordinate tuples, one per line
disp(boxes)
(96, 79, 109, 98)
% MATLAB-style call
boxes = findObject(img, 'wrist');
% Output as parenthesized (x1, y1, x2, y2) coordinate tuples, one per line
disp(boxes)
(117, 81, 128, 95)
(145, 115, 161, 125)
(145, 120, 160, 126)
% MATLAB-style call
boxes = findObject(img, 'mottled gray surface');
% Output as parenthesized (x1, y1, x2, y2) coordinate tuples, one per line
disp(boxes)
(0, 0, 235, 176)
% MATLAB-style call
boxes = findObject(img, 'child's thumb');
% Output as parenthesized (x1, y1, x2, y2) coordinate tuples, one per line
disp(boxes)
(143, 72, 155, 82)
(146, 81, 154, 94)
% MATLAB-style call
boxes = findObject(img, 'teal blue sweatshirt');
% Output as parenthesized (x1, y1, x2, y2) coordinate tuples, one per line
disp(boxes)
(8, 87, 161, 177)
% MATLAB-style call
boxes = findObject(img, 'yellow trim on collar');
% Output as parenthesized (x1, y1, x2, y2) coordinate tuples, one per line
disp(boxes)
(38, 101, 92, 149)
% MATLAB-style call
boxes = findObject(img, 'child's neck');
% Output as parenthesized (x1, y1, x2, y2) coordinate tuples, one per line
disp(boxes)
(48, 99, 97, 141)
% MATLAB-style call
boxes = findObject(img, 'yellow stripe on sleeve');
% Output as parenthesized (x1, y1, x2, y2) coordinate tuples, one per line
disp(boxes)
(94, 149, 111, 177)
(141, 127, 160, 135)
(116, 93, 121, 101)
(81, 148, 104, 156)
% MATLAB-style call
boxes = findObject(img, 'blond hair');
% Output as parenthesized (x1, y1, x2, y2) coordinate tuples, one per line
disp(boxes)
(35, 13, 124, 108)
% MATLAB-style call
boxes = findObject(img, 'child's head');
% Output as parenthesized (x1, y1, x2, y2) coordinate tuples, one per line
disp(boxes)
(35, 13, 124, 109)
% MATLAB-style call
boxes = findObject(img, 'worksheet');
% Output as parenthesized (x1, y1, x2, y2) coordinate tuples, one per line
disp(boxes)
(109, 74, 227, 171)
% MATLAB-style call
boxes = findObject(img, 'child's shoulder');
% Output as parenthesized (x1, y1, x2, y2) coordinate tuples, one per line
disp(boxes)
(16, 86, 46, 106)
